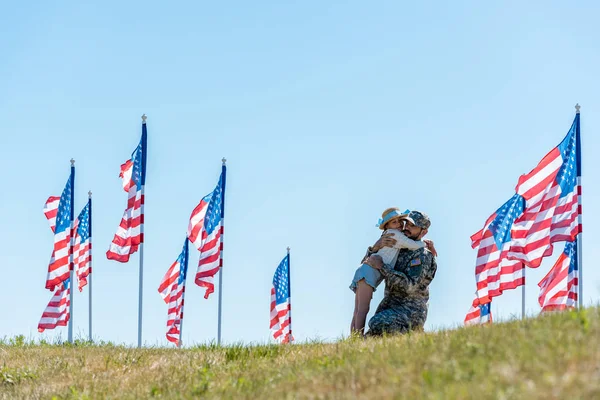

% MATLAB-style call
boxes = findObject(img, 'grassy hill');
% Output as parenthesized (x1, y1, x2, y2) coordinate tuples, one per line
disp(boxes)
(2, 307, 598, 399)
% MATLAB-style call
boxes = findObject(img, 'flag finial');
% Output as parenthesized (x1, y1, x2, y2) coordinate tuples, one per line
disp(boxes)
(70, 158, 75, 166)
(287, 247, 290, 253)
(575, 104, 581, 114)
(141, 114, 147, 124)
(222, 158, 227, 165)
(88, 190, 92, 198)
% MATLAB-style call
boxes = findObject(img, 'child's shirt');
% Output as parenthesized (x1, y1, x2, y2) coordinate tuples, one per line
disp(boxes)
(374, 229, 425, 267)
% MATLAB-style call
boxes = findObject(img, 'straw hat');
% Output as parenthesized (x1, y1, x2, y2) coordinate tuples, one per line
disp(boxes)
(377, 207, 409, 230)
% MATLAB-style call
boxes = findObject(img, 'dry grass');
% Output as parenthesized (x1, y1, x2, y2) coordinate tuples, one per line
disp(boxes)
(2, 307, 599, 399)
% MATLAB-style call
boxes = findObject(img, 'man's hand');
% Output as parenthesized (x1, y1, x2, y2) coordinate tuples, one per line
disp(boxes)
(372, 233, 396, 252)
(424, 239, 438, 257)
(364, 255, 384, 270)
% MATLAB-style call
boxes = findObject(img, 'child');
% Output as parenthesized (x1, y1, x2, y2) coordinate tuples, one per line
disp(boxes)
(349, 207, 427, 335)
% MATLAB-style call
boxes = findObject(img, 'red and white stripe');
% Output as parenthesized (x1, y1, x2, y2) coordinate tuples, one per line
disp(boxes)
(270, 287, 293, 343)
(43, 197, 72, 291)
(73, 219, 91, 292)
(158, 259, 185, 345)
(188, 198, 223, 299)
(473, 227, 525, 304)
(106, 159, 144, 262)
(44, 196, 60, 233)
(538, 250, 578, 312)
(38, 280, 70, 332)
(508, 150, 581, 268)
(464, 298, 492, 325)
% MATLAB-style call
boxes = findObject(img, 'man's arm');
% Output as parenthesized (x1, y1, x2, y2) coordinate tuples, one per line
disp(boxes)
(377, 252, 437, 293)
(360, 247, 372, 264)
(361, 233, 396, 263)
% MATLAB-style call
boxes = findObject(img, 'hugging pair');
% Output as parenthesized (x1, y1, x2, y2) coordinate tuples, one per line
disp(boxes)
(349, 207, 436, 336)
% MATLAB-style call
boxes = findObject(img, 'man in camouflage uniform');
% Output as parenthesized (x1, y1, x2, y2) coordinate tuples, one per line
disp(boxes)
(364, 211, 437, 335)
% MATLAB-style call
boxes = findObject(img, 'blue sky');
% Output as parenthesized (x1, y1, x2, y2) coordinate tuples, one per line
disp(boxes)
(2, 1, 599, 346)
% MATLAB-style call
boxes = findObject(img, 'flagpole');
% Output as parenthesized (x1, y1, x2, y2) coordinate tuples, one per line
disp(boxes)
(575, 103, 583, 309)
(88, 192, 93, 342)
(217, 158, 227, 346)
(138, 114, 148, 348)
(68, 159, 75, 344)
(521, 268, 525, 319)
(287, 247, 292, 342)
(178, 239, 190, 349)
(138, 224, 144, 348)
(178, 284, 187, 349)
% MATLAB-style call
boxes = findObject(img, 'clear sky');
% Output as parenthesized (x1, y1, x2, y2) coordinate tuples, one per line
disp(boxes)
(2, 1, 599, 346)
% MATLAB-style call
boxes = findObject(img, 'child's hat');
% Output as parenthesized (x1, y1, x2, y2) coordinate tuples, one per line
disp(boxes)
(376, 207, 409, 230)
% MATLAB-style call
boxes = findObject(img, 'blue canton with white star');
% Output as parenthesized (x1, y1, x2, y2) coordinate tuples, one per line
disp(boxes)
(56, 174, 73, 234)
(131, 142, 144, 190)
(556, 121, 579, 198)
(203, 173, 224, 235)
(76, 202, 91, 241)
(487, 193, 525, 251)
(480, 302, 491, 317)
(273, 255, 290, 305)
(177, 239, 189, 285)
(564, 240, 578, 274)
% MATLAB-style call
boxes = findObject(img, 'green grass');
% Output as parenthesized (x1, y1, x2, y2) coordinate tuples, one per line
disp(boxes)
(2, 308, 599, 399)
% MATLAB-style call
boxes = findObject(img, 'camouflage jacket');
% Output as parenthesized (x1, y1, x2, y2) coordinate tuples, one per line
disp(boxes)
(366, 246, 437, 335)
(377, 247, 437, 309)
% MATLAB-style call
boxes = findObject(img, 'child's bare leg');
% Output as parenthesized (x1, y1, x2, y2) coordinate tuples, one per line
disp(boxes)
(353, 280, 374, 335)
(350, 293, 359, 333)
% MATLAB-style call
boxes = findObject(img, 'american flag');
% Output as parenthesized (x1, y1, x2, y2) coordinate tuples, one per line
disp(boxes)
(38, 278, 70, 332)
(471, 113, 581, 304)
(464, 298, 492, 326)
(470, 194, 526, 303)
(106, 121, 147, 262)
(538, 240, 578, 312)
(187, 166, 226, 299)
(158, 238, 189, 346)
(270, 253, 293, 343)
(44, 171, 74, 291)
(73, 200, 92, 291)
(507, 115, 581, 268)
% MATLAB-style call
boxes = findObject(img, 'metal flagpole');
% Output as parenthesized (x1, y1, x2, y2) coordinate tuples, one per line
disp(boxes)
(88, 192, 93, 342)
(287, 247, 292, 342)
(177, 283, 187, 349)
(575, 103, 583, 309)
(138, 114, 148, 348)
(177, 239, 190, 349)
(68, 159, 75, 343)
(138, 225, 144, 348)
(521, 268, 525, 319)
(217, 158, 227, 346)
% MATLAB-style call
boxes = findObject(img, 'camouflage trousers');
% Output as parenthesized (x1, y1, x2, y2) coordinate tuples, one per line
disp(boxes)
(367, 303, 428, 336)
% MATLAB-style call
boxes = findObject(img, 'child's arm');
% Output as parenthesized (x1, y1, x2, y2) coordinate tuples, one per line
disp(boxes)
(386, 229, 425, 251)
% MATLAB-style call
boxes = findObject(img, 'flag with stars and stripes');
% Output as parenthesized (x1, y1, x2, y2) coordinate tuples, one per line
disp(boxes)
(464, 298, 492, 325)
(158, 238, 189, 346)
(538, 240, 578, 312)
(506, 113, 581, 268)
(270, 253, 293, 343)
(187, 165, 226, 299)
(73, 199, 92, 291)
(470, 112, 581, 305)
(38, 278, 70, 332)
(106, 121, 147, 262)
(44, 170, 74, 291)
(470, 194, 526, 303)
